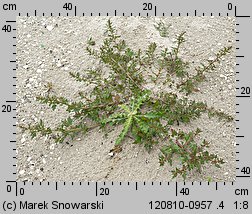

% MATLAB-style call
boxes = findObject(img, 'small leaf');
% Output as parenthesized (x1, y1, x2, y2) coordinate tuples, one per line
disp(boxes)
(119, 104, 131, 114)
(115, 116, 133, 145)
(135, 118, 149, 134)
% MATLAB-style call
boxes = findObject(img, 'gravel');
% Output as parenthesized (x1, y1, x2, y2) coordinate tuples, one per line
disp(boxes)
(16, 16, 236, 182)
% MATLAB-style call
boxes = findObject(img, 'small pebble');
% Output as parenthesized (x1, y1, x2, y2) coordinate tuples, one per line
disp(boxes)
(49, 144, 55, 150)
(19, 170, 25, 175)
(220, 74, 225, 78)
(46, 25, 54, 31)
(108, 152, 114, 157)
(56, 62, 62, 67)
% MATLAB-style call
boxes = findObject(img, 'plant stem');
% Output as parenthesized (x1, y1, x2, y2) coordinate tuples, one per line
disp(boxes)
(110, 58, 139, 87)
(177, 46, 232, 89)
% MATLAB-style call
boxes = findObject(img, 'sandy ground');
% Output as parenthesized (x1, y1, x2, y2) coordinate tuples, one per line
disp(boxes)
(16, 17, 236, 182)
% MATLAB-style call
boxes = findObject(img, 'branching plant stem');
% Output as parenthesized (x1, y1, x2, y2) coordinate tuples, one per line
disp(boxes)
(21, 19, 233, 181)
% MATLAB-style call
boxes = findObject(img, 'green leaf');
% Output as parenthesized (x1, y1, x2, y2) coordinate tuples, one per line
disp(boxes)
(115, 116, 133, 145)
(119, 104, 131, 114)
(140, 111, 162, 119)
(103, 112, 127, 126)
(135, 117, 149, 134)
(87, 37, 95, 46)
(182, 172, 187, 180)
(125, 48, 134, 57)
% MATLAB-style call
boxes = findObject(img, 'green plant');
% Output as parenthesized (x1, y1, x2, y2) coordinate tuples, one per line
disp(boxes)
(20, 19, 233, 180)
(102, 91, 164, 151)
(154, 20, 171, 37)
(159, 128, 224, 180)
(178, 46, 232, 94)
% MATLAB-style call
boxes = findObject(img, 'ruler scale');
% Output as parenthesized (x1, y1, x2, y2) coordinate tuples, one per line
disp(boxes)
(0, 0, 251, 213)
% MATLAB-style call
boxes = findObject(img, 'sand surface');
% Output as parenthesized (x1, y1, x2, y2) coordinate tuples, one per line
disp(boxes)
(16, 17, 236, 181)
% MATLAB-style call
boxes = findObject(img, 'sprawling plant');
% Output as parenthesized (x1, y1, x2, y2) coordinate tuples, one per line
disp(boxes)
(20, 19, 233, 180)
